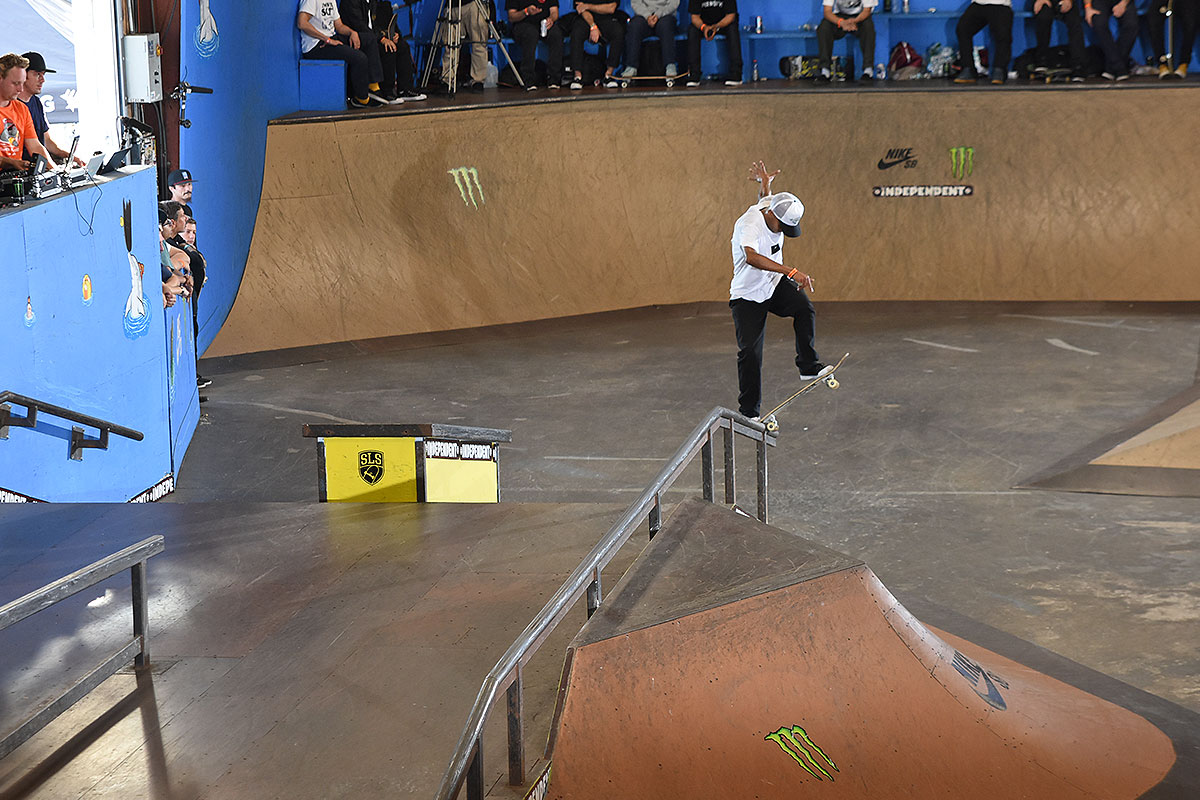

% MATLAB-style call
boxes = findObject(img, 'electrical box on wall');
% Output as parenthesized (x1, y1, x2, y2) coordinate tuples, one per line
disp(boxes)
(122, 34, 163, 103)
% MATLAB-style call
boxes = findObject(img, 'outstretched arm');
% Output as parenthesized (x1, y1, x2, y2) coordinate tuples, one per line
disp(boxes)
(748, 160, 780, 199)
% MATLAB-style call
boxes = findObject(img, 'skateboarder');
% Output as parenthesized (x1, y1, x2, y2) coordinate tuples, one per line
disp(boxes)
(729, 161, 832, 422)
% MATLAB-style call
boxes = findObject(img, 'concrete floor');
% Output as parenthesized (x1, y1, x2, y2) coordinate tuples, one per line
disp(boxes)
(2, 300, 1198, 798)
(189, 301, 1200, 709)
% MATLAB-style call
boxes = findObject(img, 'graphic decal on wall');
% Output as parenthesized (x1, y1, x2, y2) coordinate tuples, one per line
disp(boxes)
(449, 167, 485, 208)
(949, 146, 975, 180)
(121, 200, 152, 339)
(24, 296, 36, 328)
(82, 274, 93, 306)
(765, 724, 839, 781)
(194, 0, 220, 57)
(951, 650, 1009, 710)
(359, 450, 385, 484)
(168, 316, 181, 403)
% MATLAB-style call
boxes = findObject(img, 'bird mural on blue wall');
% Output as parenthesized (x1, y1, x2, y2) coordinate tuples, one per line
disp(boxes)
(122, 199, 151, 339)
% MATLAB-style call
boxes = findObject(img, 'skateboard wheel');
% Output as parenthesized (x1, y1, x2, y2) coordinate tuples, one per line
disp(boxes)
(665, 79, 674, 88)
(825, 376, 839, 389)
(621, 80, 630, 88)
(766, 419, 779, 432)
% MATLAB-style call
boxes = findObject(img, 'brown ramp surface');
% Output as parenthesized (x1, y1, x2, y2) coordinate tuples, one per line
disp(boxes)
(1021, 382, 1200, 497)
(547, 499, 1193, 799)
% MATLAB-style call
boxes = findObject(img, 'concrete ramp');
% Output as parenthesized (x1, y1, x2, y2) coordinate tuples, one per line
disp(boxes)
(546, 499, 1179, 799)
(1022, 383, 1200, 497)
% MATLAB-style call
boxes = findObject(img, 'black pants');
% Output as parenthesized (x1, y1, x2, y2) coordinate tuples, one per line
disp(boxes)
(687, 17, 743, 79)
(1033, 3, 1084, 71)
(302, 34, 373, 99)
(730, 278, 819, 418)
(350, 30, 417, 93)
(956, 2, 1013, 77)
(816, 14, 876, 73)
(1146, 0, 1200, 66)
(1087, 0, 1138, 74)
(511, 18, 565, 85)
(570, 13, 625, 73)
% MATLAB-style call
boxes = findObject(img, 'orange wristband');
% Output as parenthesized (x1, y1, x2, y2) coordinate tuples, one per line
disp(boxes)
(787, 268, 798, 279)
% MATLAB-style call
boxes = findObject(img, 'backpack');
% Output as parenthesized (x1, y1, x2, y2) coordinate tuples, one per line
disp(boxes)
(888, 41, 923, 72)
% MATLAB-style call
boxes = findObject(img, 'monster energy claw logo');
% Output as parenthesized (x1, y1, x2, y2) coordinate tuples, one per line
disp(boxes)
(448, 166, 486, 208)
(765, 725, 839, 782)
(949, 146, 975, 180)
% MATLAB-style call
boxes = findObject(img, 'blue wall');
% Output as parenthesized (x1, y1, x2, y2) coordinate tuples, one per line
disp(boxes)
(0, 168, 198, 502)
(178, 0, 302, 355)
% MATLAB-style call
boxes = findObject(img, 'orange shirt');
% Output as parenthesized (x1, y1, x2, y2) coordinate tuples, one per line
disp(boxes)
(0, 99, 36, 160)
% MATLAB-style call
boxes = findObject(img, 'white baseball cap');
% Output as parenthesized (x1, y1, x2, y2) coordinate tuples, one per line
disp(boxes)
(768, 192, 804, 237)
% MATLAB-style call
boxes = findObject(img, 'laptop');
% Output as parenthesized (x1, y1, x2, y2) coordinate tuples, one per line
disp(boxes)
(97, 147, 131, 175)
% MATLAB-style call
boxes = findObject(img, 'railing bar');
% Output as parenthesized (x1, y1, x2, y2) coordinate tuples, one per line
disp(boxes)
(701, 434, 715, 502)
(0, 391, 143, 441)
(0, 637, 141, 760)
(723, 425, 735, 504)
(433, 407, 769, 800)
(506, 665, 524, 785)
(0, 537, 165, 632)
(466, 738, 484, 800)
(132, 560, 149, 668)
(756, 439, 769, 523)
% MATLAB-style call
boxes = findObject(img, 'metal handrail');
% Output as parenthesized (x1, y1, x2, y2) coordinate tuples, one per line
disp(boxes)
(0, 391, 144, 462)
(0, 535, 165, 759)
(435, 406, 775, 800)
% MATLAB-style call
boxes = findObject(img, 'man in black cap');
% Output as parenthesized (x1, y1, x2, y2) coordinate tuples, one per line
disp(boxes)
(167, 168, 194, 217)
(17, 52, 82, 166)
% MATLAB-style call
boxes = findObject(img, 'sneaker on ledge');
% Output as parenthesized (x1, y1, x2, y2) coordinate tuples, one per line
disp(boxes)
(569, 78, 583, 90)
(603, 76, 619, 88)
(347, 96, 379, 108)
(619, 66, 638, 79)
(400, 89, 427, 100)
(724, 78, 743, 86)
(799, 363, 834, 381)
(1101, 71, 1116, 80)
(525, 84, 539, 91)
(197, 375, 212, 389)
(953, 70, 977, 84)
(685, 79, 701, 87)
(369, 91, 400, 105)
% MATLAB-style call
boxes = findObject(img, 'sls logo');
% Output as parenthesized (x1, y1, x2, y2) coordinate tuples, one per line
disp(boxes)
(877, 147, 918, 169)
(765, 724, 839, 781)
(952, 650, 1009, 710)
(448, 166, 486, 208)
(358, 450, 384, 485)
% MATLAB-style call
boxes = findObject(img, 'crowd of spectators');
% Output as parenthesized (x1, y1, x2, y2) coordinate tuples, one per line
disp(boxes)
(298, 0, 1197, 98)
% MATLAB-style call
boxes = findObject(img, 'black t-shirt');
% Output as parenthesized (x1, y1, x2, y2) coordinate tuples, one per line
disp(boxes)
(507, 0, 554, 23)
(689, 0, 735, 25)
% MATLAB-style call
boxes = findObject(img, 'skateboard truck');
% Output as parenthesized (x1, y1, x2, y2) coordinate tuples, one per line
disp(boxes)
(761, 352, 849, 433)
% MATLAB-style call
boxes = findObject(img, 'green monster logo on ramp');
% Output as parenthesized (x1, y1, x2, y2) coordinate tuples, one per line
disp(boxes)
(765, 724, 839, 781)
(949, 146, 975, 180)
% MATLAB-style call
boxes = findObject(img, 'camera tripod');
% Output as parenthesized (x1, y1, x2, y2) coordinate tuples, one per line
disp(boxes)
(421, 0, 522, 93)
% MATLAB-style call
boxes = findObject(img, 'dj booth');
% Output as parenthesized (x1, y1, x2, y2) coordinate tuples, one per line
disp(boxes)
(0, 166, 199, 502)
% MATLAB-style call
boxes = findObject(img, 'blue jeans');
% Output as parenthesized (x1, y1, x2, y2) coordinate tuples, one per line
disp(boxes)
(1087, 0, 1139, 74)
(624, 14, 678, 70)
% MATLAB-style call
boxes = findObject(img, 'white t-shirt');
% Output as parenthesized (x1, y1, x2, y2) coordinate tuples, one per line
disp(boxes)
(299, 0, 340, 53)
(730, 198, 785, 303)
(824, 0, 878, 15)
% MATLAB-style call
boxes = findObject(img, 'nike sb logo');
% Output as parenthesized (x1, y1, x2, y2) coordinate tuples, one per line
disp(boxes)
(951, 650, 1010, 710)
(877, 147, 918, 169)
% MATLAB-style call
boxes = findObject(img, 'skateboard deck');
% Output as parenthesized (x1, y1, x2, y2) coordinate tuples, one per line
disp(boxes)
(760, 352, 849, 433)
(618, 71, 689, 88)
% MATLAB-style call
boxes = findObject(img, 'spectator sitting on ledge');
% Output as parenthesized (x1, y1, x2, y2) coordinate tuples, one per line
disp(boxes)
(686, 0, 742, 87)
(815, 0, 878, 82)
(619, 0, 681, 81)
(953, 0, 1014, 84)
(298, 0, 380, 108)
(568, 1, 627, 89)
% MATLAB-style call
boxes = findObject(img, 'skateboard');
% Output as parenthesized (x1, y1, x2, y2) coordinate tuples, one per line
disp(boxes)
(760, 352, 849, 433)
(1030, 66, 1072, 84)
(618, 71, 689, 88)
